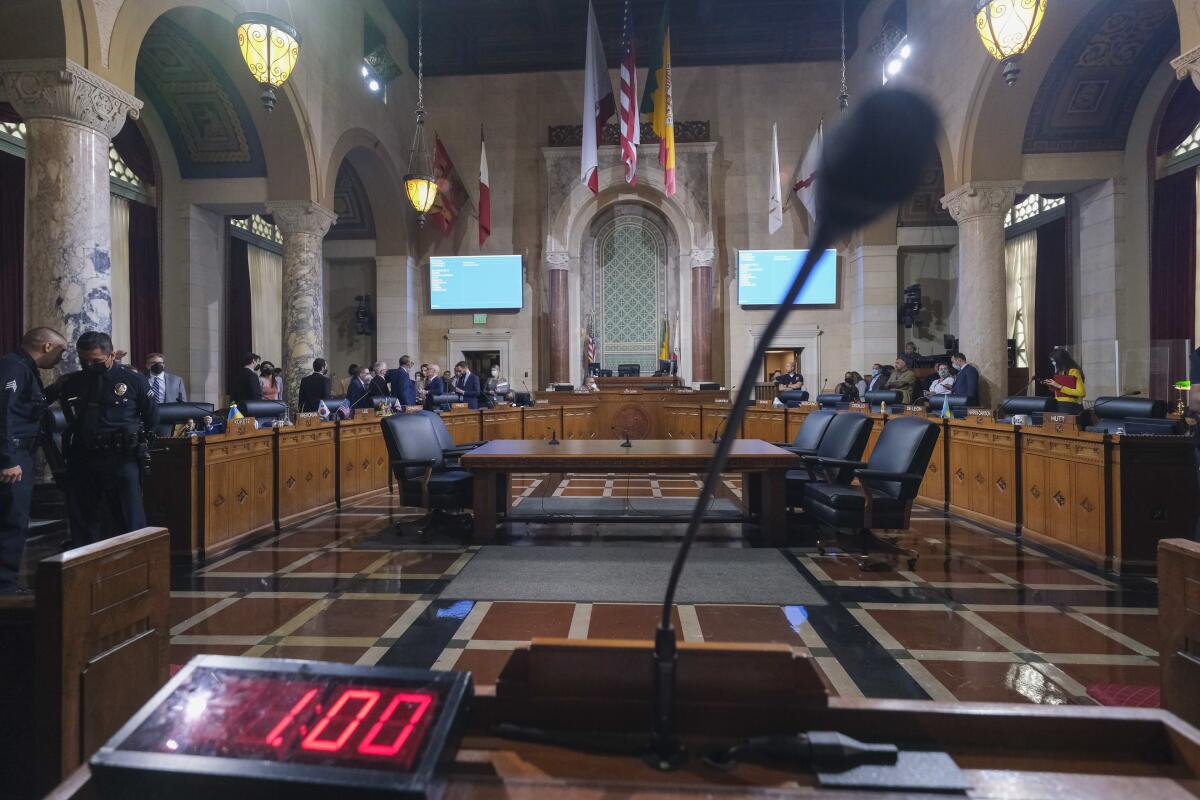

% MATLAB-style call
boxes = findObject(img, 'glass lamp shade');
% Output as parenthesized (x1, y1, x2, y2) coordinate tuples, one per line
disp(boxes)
(235, 13, 302, 110)
(975, 0, 1046, 85)
(404, 174, 439, 214)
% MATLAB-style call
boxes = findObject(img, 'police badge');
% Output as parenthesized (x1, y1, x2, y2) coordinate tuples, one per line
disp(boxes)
(115, 383, 128, 397)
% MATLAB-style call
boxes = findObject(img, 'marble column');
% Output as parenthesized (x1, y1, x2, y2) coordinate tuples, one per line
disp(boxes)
(941, 181, 1019, 407)
(1, 59, 141, 372)
(848, 244, 900, 373)
(690, 249, 715, 382)
(266, 201, 338, 410)
(547, 251, 570, 384)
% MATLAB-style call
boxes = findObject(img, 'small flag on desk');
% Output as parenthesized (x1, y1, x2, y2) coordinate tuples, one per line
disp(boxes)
(317, 400, 330, 420)
(228, 403, 244, 421)
(941, 393, 951, 419)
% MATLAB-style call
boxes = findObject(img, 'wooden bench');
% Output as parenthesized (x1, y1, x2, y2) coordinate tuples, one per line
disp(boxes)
(1161, 537, 1200, 728)
(0, 527, 170, 797)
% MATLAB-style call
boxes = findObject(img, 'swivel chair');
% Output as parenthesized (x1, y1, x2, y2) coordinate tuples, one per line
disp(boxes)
(775, 408, 835, 455)
(787, 412, 872, 508)
(816, 392, 847, 410)
(996, 395, 1056, 425)
(802, 415, 940, 571)
(155, 402, 216, 436)
(863, 389, 903, 413)
(380, 414, 474, 540)
(240, 399, 288, 422)
(415, 410, 485, 466)
(776, 389, 811, 407)
(1085, 396, 1176, 435)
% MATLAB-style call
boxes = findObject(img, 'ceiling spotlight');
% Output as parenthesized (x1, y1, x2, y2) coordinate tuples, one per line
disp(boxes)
(361, 65, 369, 77)
(368, 79, 381, 92)
(887, 59, 902, 76)
(900, 43, 911, 59)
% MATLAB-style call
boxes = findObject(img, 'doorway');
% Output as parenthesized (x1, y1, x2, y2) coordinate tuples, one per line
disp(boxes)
(463, 350, 500, 378)
(763, 348, 802, 381)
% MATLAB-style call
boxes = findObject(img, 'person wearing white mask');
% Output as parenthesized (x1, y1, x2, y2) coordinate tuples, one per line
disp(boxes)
(865, 363, 888, 394)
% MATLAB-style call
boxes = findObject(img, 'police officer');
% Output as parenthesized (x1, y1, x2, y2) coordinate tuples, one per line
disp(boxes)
(60, 331, 158, 546)
(0, 327, 68, 593)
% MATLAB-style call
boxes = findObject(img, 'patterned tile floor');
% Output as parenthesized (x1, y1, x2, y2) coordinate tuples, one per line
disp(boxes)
(143, 473, 1163, 705)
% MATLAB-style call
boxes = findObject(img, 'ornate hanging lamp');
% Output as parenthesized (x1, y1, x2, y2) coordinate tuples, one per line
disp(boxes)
(234, 12, 302, 112)
(404, 0, 438, 224)
(974, 0, 1047, 86)
(838, 0, 849, 110)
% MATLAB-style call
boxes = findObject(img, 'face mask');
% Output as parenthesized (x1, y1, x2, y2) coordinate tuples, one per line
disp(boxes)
(871, 369, 879, 377)
(938, 370, 948, 378)
(86, 360, 108, 374)
(150, 363, 164, 375)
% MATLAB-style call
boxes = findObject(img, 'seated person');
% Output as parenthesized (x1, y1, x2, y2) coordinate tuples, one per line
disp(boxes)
(923, 363, 955, 402)
(580, 374, 600, 393)
(774, 361, 804, 395)
(834, 371, 863, 401)
(865, 363, 889, 393)
(900, 341, 920, 367)
(885, 356, 916, 404)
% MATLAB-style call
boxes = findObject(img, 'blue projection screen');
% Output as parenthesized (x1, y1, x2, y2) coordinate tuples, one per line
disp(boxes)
(737, 249, 838, 306)
(429, 255, 523, 310)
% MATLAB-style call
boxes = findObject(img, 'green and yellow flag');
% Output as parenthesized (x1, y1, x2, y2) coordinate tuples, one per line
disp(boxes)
(659, 319, 670, 363)
(640, 1, 675, 197)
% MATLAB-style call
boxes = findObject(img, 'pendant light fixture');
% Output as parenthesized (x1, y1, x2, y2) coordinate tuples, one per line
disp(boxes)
(234, 11, 302, 112)
(404, 0, 438, 224)
(974, 0, 1047, 86)
(838, 0, 849, 110)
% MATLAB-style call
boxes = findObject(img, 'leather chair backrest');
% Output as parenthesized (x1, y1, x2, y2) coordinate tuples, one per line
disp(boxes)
(816, 393, 847, 408)
(864, 390, 902, 406)
(321, 398, 350, 412)
(816, 412, 872, 462)
(865, 416, 940, 500)
(1092, 397, 1167, 419)
(156, 402, 216, 426)
(777, 390, 809, 407)
(791, 409, 835, 451)
(416, 410, 455, 450)
(940, 395, 970, 408)
(999, 396, 1056, 415)
(381, 413, 446, 480)
(240, 399, 287, 419)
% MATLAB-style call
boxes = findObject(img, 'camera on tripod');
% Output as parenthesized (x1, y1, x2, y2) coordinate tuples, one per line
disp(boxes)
(899, 283, 922, 329)
(354, 294, 375, 336)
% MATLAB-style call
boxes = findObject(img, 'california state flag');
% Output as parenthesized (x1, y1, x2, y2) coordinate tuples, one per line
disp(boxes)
(479, 128, 490, 247)
(581, 0, 615, 193)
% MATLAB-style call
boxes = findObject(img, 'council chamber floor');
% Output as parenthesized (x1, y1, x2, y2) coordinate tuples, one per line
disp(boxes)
(27, 474, 1160, 707)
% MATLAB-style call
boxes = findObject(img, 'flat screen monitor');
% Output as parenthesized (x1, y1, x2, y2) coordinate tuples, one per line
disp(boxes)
(429, 255, 523, 310)
(737, 249, 838, 307)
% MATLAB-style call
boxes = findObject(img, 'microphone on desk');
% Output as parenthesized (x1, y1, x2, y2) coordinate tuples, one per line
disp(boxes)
(546, 426, 560, 445)
(611, 426, 633, 448)
(337, 387, 376, 418)
(647, 87, 937, 770)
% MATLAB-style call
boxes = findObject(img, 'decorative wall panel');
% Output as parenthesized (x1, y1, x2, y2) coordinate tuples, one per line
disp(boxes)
(595, 216, 666, 372)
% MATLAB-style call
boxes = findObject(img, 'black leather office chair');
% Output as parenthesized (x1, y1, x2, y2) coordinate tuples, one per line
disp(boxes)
(802, 415, 940, 571)
(416, 410, 484, 466)
(239, 399, 288, 421)
(786, 412, 872, 507)
(776, 409, 835, 454)
(776, 389, 810, 407)
(926, 394, 970, 418)
(816, 392, 847, 409)
(996, 395, 1056, 425)
(864, 389, 902, 407)
(380, 414, 473, 539)
(155, 402, 215, 435)
(1086, 396, 1177, 434)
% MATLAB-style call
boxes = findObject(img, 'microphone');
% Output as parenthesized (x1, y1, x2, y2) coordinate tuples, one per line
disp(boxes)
(612, 426, 633, 448)
(648, 87, 938, 771)
(545, 425, 560, 445)
(338, 384, 375, 418)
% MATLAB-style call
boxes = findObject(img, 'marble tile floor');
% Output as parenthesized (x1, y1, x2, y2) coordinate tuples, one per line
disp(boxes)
(155, 472, 1163, 708)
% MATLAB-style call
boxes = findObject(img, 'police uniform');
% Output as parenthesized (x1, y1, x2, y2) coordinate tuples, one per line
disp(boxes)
(0, 350, 49, 592)
(60, 362, 158, 546)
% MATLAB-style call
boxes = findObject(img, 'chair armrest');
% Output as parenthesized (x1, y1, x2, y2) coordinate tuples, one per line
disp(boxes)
(456, 441, 486, 448)
(813, 457, 868, 470)
(390, 458, 437, 469)
(855, 469, 924, 483)
(783, 446, 817, 457)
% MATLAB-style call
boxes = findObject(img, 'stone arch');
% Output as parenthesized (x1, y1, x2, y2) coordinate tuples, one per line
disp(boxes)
(109, 1, 318, 203)
(323, 127, 408, 255)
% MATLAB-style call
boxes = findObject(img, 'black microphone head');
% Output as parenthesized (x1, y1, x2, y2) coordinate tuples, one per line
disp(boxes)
(816, 88, 939, 238)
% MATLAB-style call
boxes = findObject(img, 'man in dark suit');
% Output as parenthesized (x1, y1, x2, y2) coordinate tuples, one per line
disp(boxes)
(298, 358, 331, 413)
(949, 352, 980, 406)
(452, 361, 481, 409)
(423, 363, 446, 410)
(346, 365, 371, 409)
(865, 363, 888, 393)
(231, 351, 262, 409)
(368, 361, 391, 398)
(390, 355, 417, 406)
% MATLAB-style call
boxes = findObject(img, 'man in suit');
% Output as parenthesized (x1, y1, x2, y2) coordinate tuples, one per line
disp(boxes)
(949, 351, 980, 406)
(346, 365, 371, 409)
(231, 351, 262, 410)
(144, 353, 186, 436)
(452, 361, 481, 409)
(423, 363, 446, 410)
(865, 363, 888, 393)
(298, 358, 331, 413)
(368, 361, 391, 398)
(389, 355, 417, 406)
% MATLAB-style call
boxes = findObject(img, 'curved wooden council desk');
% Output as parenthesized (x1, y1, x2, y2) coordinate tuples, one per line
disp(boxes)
(460, 439, 798, 544)
(543, 390, 728, 439)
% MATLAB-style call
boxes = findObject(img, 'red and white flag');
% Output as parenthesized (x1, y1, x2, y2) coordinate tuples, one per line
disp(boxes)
(581, 0, 615, 193)
(791, 120, 823, 224)
(478, 127, 490, 247)
(618, 0, 639, 185)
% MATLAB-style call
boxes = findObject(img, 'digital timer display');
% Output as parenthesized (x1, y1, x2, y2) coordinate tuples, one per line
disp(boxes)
(91, 656, 472, 800)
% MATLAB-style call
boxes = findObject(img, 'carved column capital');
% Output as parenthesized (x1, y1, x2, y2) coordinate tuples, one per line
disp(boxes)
(690, 248, 715, 269)
(1173, 44, 1200, 93)
(940, 181, 1021, 224)
(0, 58, 141, 139)
(266, 201, 338, 239)
(545, 251, 570, 270)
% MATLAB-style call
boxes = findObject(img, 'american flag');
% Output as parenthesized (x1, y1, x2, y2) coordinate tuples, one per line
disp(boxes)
(586, 314, 597, 365)
(618, 0, 639, 184)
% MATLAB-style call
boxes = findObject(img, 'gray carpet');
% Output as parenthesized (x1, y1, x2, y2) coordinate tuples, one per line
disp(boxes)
(441, 546, 826, 604)
(510, 496, 742, 518)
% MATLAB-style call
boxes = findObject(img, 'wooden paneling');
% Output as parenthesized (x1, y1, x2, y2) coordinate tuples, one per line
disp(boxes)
(542, 390, 727, 439)
(700, 404, 733, 441)
(35, 528, 170, 792)
(202, 421, 275, 554)
(947, 419, 1017, 529)
(442, 409, 483, 445)
(562, 404, 597, 440)
(482, 408, 522, 440)
(522, 406, 563, 440)
(276, 415, 337, 527)
(664, 404, 701, 440)
(337, 413, 389, 506)
(917, 419, 947, 509)
(1112, 438, 1200, 573)
(1019, 427, 1108, 565)
(1160, 538, 1200, 728)
(144, 437, 201, 560)
(784, 403, 818, 444)
(742, 406, 786, 442)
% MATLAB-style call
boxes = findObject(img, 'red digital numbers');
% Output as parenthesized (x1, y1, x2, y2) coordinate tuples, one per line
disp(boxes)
(262, 685, 435, 764)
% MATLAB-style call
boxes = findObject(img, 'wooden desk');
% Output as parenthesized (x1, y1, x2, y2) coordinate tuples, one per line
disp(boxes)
(521, 404, 563, 440)
(1160, 538, 1200, 728)
(443, 408, 484, 445)
(1020, 423, 1108, 565)
(461, 439, 798, 545)
(275, 415, 336, 527)
(335, 412, 389, 505)
(742, 405, 787, 442)
(596, 375, 682, 390)
(947, 416, 1018, 530)
(544, 390, 727, 439)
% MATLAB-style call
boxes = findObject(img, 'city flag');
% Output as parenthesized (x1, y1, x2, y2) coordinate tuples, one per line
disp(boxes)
(227, 404, 244, 421)
(658, 318, 670, 363)
(581, 0, 615, 193)
(618, 0, 640, 185)
(768, 121, 783, 234)
(478, 127, 491, 247)
(792, 120, 823, 223)
(586, 314, 597, 365)
(641, 1, 675, 196)
(430, 134, 468, 235)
